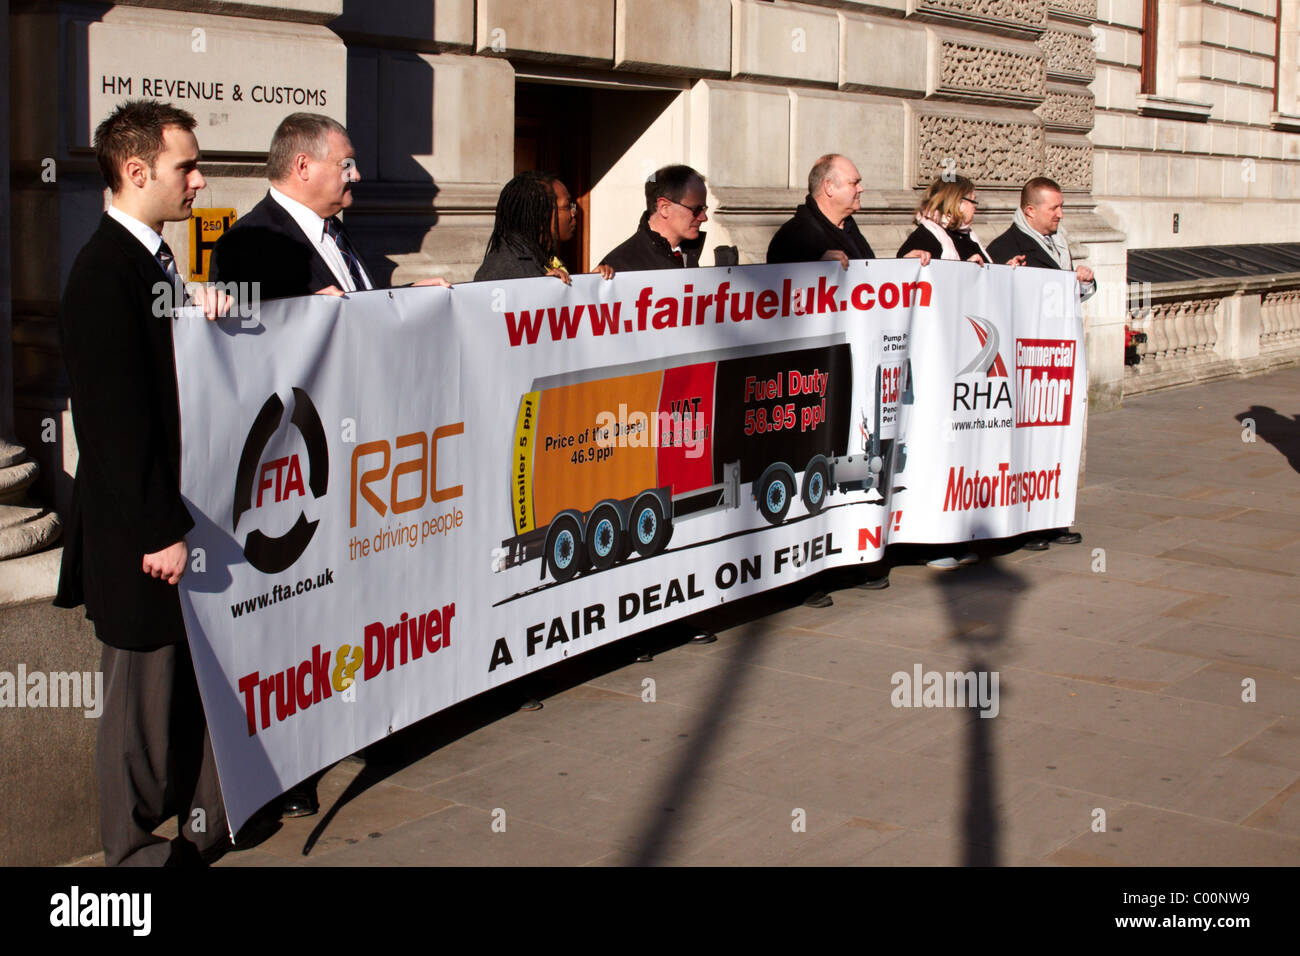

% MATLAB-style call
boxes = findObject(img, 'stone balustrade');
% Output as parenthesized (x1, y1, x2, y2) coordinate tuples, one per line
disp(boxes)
(1260, 288, 1300, 354)
(1125, 274, 1300, 395)
(1132, 296, 1221, 367)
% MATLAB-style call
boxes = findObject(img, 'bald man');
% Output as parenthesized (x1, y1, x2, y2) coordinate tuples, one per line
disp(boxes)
(768, 154, 929, 268)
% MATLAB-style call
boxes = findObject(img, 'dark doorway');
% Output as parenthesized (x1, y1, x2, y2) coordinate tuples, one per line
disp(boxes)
(515, 82, 593, 273)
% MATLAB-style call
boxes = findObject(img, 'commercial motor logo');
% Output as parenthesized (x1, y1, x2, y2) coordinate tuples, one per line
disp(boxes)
(1014, 338, 1075, 427)
(233, 387, 329, 573)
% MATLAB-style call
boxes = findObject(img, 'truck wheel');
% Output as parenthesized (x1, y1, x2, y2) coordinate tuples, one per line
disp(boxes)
(758, 471, 793, 525)
(630, 494, 669, 557)
(587, 503, 623, 571)
(801, 457, 829, 515)
(544, 514, 586, 583)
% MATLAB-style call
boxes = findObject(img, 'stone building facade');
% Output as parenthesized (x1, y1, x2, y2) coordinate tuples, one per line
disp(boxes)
(4, 0, 1300, 547)
(1092, 0, 1300, 393)
(6, 1, 1300, 545)
(0, 0, 1104, 526)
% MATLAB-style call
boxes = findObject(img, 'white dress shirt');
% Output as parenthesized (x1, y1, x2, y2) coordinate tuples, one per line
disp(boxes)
(107, 204, 190, 312)
(268, 186, 373, 292)
(107, 204, 165, 258)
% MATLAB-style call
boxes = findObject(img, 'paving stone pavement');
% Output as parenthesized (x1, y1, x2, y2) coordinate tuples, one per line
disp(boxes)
(74, 367, 1300, 866)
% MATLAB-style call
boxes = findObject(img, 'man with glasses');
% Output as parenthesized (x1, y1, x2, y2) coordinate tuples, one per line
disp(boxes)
(598, 165, 708, 271)
(593, 165, 717, 648)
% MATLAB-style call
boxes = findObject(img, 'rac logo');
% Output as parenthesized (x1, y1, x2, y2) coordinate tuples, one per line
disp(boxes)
(350, 423, 465, 528)
(233, 388, 328, 574)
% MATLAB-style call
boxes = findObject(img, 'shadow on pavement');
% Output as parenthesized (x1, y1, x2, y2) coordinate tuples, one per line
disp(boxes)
(298, 584, 813, 857)
(623, 618, 770, 866)
(934, 547, 1027, 867)
(1236, 405, 1300, 474)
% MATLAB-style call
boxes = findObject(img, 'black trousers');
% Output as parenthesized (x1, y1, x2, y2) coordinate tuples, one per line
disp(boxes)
(96, 640, 227, 866)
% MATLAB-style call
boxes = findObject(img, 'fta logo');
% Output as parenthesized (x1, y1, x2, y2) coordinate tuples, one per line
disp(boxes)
(953, 315, 1012, 413)
(233, 388, 329, 573)
(1014, 339, 1075, 427)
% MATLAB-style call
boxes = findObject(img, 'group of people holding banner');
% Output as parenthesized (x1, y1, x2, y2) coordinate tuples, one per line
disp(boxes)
(474, 152, 1093, 583)
(57, 99, 1092, 866)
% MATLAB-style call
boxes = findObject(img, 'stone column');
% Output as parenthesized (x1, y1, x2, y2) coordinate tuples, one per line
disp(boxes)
(1040, 1, 1127, 412)
(0, 0, 9, 443)
(0, 0, 62, 561)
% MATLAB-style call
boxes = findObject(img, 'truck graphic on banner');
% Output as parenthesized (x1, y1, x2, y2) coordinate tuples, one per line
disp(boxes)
(494, 336, 909, 582)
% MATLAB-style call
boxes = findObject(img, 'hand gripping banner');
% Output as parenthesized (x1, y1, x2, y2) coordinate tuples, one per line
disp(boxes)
(173, 258, 1086, 833)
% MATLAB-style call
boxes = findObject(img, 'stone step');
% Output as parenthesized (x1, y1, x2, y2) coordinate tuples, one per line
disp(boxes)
(0, 440, 27, 469)
(0, 510, 62, 561)
(0, 503, 44, 530)
(0, 459, 38, 504)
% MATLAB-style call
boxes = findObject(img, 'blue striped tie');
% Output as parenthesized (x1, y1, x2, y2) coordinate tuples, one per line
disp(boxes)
(324, 217, 366, 290)
(155, 240, 187, 306)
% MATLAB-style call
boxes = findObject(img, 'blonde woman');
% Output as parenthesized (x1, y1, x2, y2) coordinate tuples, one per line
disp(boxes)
(898, 179, 1020, 571)
(897, 178, 1025, 266)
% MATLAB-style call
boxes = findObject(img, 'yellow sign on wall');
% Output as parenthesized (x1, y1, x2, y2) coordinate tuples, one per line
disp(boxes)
(189, 208, 237, 281)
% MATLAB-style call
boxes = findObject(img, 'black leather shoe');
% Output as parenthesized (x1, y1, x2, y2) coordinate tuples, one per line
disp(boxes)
(1022, 538, 1050, 551)
(803, 590, 834, 608)
(204, 810, 281, 864)
(855, 575, 891, 590)
(1053, 530, 1083, 545)
(165, 836, 206, 867)
(279, 785, 319, 818)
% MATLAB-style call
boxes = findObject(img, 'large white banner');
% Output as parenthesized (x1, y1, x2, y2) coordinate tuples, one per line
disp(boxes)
(174, 259, 1085, 833)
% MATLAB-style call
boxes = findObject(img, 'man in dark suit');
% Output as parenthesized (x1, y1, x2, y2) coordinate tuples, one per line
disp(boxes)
(988, 177, 1092, 550)
(212, 113, 447, 818)
(211, 112, 448, 300)
(54, 99, 228, 866)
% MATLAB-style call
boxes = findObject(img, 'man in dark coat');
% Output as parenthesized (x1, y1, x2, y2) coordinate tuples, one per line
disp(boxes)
(211, 113, 447, 300)
(55, 100, 228, 866)
(588, 165, 715, 649)
(767, 155, 928, 599)
(987, 177, 1096, 297)
(768, 154, 930, 268)
(211, 114, 447, 818)
(988, 177, 1092, 550)
(598, 164, 707, 272)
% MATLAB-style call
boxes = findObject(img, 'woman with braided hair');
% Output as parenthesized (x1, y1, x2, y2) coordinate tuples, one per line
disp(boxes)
(475, 171, 569, 282)
(475, 172, 615, 283)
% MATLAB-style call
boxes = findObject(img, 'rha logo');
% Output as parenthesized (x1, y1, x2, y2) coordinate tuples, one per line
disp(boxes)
(953, 315, 1011, 413)
(233, 388, 329, 574)
(1015, 339, 1074, 427)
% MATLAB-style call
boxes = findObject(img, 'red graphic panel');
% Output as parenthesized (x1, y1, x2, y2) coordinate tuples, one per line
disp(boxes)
(656, 363, 716, 494)
(1014, 338, 1075, 428)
